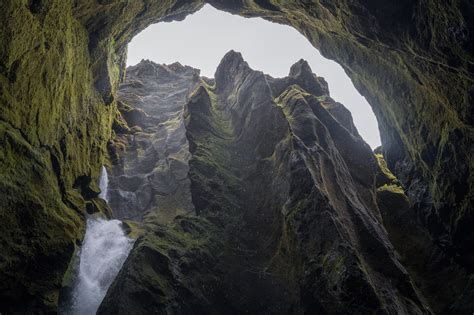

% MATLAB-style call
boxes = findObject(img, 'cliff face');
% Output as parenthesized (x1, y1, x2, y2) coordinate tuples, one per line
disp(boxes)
(0, 1, 113, 311)
(1, 0, 473, 313)
(99, 52, 428, 314)
(0, 2, 202, 311)
(107, 60, 200, 222)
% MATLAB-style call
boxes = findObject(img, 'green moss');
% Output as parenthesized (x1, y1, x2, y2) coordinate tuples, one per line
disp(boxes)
(185, 84, 244, 216)
(0, 121, 84, 311)
(101, 214, 224, 309)
(0, 1, 117, 311)
(375, 153, 397, 182)
(60, 245, 79, 284)
(377, 183, 405, 195)
(1, 0, 472, 312)
(122, 220, 144, 239)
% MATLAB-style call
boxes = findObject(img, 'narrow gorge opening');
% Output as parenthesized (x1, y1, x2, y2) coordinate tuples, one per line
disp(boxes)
(127, 4, 381, 148)
(89, 5, 399, 314)
(66, 5, 386, 314)
(3, 1, 473, 314)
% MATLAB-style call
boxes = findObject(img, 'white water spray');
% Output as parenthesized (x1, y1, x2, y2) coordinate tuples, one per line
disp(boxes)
(68, 218, 133, 314)
(98, 165, 109, 202)
(65, 167, 134, 314)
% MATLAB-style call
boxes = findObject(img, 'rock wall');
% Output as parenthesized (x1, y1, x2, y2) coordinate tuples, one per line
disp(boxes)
(203, 3, 474, 278)
(0, 0, 202, 312)
(0, 1, 111, 311)
(77, 4, 474, 305)
(99, 52, 429, 314)
(108, 60, 200, 222)
(1, 0, 473, 313)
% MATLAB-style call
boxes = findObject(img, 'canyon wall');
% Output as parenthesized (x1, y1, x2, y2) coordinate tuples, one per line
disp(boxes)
(100, 52, 429, 314)
(0, 0, 473, 313)
(108, 60, 200, 222)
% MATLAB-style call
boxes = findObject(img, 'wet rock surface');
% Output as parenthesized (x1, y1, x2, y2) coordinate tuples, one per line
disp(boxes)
(99, 52, 429, 314)
(1, 0, 473, 313)
(108, 60, 199, 222)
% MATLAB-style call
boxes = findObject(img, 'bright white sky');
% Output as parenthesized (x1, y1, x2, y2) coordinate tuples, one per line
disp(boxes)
(127, 5, 381, 148)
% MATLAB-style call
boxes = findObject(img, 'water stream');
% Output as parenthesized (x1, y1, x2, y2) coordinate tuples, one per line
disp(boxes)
(98, 165, 109, 202)
(65, 167, 134, 314)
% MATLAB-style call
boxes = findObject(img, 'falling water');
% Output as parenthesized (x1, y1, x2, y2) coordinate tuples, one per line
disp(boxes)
(64, 167, 134, 314)
(98, 165, 109, 202)
(68, 218, 133, 314)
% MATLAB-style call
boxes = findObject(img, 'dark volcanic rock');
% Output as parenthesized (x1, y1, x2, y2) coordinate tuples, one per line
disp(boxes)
(99, 52, 429, 314)
(375, 154, 474, 314)
(1, 0, 474, 313)
(108, 60, 200, 222)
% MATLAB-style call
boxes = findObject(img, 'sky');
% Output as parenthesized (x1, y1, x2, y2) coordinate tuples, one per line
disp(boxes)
(127, 5, 381, 148)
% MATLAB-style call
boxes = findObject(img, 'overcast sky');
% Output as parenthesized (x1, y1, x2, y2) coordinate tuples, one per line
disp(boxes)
(127, 5, 381, 148)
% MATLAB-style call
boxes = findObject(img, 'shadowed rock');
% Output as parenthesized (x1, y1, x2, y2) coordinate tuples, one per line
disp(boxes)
(99, 52, 430, 314)
(1, 1, 474, 312)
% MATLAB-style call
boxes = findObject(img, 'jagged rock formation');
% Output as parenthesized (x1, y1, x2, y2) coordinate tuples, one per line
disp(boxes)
(1, 1, 473, 313)
(107, 61, 200, 222)
(99, 52, 429, 314)
(375, 152, 474, 313)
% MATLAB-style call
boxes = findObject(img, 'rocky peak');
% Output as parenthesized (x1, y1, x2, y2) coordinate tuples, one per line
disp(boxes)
(216, 50, 246, 71)
(126, 59, 200, 85)
(288, 58, 313, 77)
(266, 58, 329, 98)
(290, 59, 328, 94)
(214, 50, 250, 89)
(213, 50, 274, 118)
(119, 60, 201, 118)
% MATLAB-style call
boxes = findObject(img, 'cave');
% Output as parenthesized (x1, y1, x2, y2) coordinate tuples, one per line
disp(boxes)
(1, 1, 473, 314)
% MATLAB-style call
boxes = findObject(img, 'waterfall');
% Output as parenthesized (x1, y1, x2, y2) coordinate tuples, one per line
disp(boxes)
(68, 218, 133, 314)
(63, 167, 134, 314)
(98, 166, 109, 202)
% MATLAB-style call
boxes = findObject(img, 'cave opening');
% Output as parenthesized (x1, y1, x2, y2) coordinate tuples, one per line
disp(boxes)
(94, 5, 395, 312)
(64, 5, 387, 313)
(3, 1, 473, 313)
(103, 2, 388, 230)
(126, 4, 381, 148)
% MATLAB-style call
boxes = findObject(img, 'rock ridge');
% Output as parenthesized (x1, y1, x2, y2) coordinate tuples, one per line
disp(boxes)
(2, 2, 474, 312)
(99, 52, 430, 314)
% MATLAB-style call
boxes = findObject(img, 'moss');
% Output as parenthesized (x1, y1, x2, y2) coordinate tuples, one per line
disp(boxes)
(1, 0, 473, 312)
(377, 183, 405, 195)
(184, 84, 243, 216)
(321, 253, 346, 283)
(60, 244, 80, 289)
(375, 153, 397, 182)
(122, 220, 144, 239)
(0, 1, 116, 311)
(0, 121, 84, 312)
(98, 214, 224, 313)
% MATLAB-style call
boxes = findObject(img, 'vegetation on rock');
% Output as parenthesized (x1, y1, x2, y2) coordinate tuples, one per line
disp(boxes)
(99, 52, 429, 314)
(0, 0, 473, 313)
